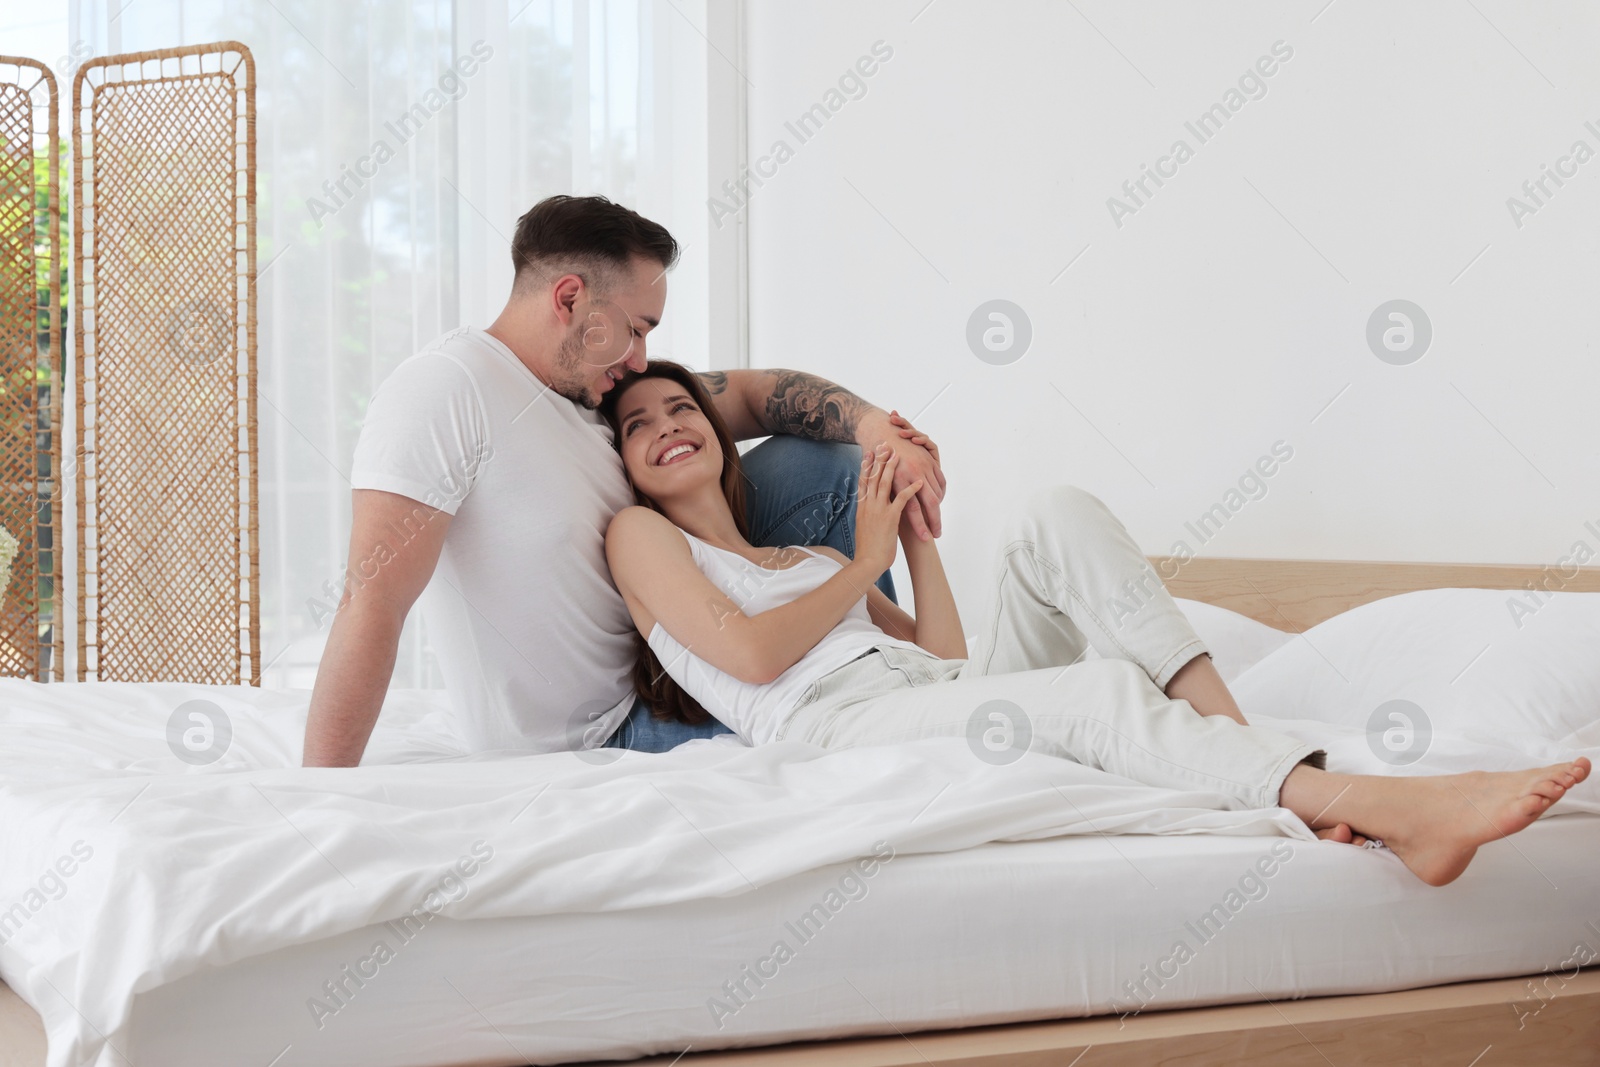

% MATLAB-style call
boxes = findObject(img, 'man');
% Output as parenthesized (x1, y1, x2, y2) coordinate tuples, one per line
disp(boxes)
(302, 195, 945, 766)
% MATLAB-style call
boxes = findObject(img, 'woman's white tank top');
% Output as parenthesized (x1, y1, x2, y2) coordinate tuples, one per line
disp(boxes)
(645, 530, 925, 743)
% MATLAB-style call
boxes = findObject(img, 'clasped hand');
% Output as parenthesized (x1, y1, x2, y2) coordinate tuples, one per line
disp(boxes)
(853, 446, 926, 574)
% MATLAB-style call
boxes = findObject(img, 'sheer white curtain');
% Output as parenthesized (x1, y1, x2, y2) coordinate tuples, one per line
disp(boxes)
(69, 0, 714, 687)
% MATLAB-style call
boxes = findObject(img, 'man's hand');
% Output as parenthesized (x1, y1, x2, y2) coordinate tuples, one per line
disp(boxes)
(886, 409, 942, 470)
(853, 446, 925, 573)
(303, 490, 450, 767)
(857, 408, 946, 541)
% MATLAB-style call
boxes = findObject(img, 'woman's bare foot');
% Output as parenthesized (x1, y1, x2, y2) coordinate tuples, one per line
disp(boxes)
(1314, 823, 1369, 847)
(1281, 758, 1591, 886)
(1381, 759, 1590, 885)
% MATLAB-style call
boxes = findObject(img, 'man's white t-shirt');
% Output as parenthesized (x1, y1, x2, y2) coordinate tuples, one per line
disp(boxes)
(350, 326, 637, 752)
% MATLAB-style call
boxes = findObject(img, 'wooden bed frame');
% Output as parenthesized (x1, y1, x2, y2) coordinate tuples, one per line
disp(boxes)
(3, 557, 1598, 1067)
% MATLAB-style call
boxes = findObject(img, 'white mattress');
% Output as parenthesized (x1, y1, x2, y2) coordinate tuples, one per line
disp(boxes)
(0, 681, 1321, 1067)
(4, 640, 1597, 1067)
(123, 811, 1599, 1066)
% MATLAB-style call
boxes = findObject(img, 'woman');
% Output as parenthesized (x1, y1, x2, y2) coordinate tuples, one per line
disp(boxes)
(600, 360, 1587, 887)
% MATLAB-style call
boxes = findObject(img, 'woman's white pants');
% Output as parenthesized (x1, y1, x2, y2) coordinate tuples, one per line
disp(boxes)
(777, 486, 1320, 809)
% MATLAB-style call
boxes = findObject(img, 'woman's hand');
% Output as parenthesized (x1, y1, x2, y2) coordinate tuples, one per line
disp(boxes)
(855, 445, 924, 575)
(886, 411, 945, 545)
(857, 408, 946, 542)
(883, 410, 947, 542)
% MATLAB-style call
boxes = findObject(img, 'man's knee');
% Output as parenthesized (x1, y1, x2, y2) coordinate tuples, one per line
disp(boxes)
(741, 437, 859, 540)
(743, 436, 860, 496)
(807, 439, 865, 501)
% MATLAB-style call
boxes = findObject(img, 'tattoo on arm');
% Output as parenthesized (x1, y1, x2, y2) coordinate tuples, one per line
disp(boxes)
(697, 371, 729, 395)
(760, 370, 872, 443)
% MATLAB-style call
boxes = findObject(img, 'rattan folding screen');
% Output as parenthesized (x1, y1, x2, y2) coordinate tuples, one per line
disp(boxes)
(73, 43, 259, 684)
(0, 57, 63, 681)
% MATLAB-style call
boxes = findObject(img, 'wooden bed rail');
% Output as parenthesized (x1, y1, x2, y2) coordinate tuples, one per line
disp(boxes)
(1150, 556, 1600, 632)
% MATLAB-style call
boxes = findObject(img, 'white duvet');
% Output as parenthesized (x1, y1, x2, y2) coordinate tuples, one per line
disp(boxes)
(0, 679, 1311, 1067)
(5, 587, 1597, 1067)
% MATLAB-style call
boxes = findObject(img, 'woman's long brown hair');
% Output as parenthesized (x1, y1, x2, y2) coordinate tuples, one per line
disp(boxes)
(600, 359, 749, 725)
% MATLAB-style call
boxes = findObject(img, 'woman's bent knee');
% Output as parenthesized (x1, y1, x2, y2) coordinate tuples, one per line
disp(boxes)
(1006, 484, 1112, 542)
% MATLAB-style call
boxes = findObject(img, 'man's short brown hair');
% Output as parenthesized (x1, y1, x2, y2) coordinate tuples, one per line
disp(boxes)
(509, 195, 679, 295)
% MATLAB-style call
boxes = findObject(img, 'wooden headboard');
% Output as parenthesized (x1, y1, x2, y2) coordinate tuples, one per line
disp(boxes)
(1148, 557, 1600, 632)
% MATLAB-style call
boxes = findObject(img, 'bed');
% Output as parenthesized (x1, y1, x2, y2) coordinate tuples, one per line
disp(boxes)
(2, 556, 1597, 1067)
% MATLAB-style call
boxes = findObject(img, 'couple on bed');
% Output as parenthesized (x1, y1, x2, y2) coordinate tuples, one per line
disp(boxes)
(304, 194, 1587, 888)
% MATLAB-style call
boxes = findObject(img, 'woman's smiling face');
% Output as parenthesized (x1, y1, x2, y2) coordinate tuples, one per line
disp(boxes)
(614, 375, 724, 496)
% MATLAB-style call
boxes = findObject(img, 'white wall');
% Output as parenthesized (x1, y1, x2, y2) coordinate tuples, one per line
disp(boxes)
(739, 0, 1600, 621)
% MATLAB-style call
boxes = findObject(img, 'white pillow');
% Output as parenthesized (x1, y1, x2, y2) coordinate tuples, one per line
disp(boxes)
(1173, 597, 1294, 684)
(1231, 588, 1600, 748)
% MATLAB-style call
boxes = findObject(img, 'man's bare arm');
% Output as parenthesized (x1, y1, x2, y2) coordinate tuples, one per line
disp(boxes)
(303, 490, 451, 767)
(698, 368, 947, 538)
(698, 368, 874, 442)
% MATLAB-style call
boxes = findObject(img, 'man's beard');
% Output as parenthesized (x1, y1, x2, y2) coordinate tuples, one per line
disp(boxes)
(551, 330, 602, 409)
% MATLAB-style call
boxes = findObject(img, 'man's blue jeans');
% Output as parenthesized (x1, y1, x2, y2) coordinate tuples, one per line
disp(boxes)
(604, 436, 895, 753)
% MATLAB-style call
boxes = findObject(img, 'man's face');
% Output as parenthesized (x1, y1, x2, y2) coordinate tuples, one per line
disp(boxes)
(552, 256, 667, 409)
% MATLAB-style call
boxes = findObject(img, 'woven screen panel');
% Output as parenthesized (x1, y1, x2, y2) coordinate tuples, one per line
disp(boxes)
(73, 43, 258, 684)
(0, 58, 62, 681)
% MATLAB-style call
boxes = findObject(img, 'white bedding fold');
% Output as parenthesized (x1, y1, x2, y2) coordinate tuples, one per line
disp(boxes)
(0, 679, 1312, 1067)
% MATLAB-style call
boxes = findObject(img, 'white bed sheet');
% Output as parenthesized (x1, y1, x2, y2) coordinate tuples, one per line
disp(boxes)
(0, 680, 1315, 1067)
(123, 811, 1600, 1067)
(3, 671, 1596, 1067)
